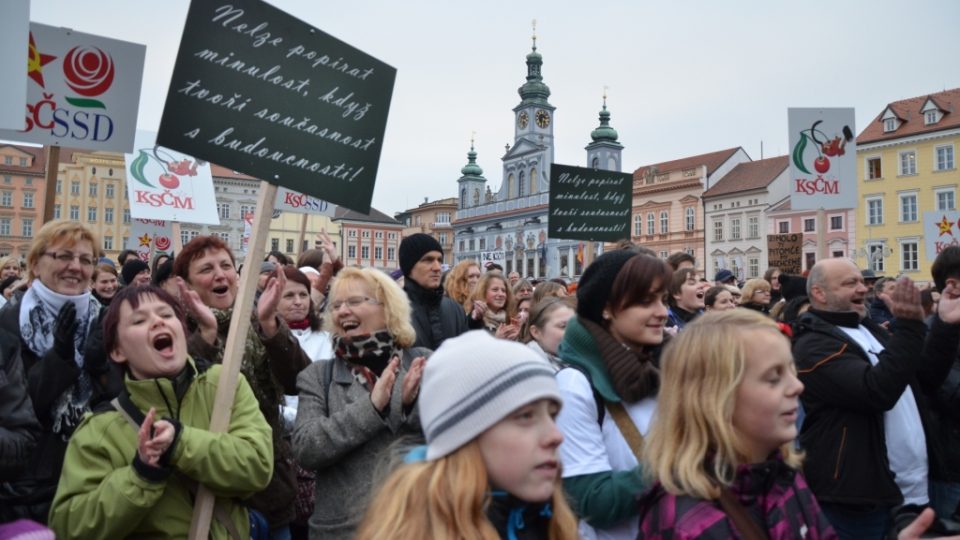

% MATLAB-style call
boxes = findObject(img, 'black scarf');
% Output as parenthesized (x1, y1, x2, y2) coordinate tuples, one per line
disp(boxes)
(403, 278, 443, 307)
(332, 330, 397, 376)
(580, 317, 659, 402)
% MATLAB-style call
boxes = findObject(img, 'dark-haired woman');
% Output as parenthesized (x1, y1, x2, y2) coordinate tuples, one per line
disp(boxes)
(555, 251, 672, 539)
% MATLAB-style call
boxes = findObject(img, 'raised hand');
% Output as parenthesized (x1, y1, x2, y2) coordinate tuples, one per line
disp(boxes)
(937, 281, 960, 324)
(317, 229, 339, 266)
(137, 408, 175, 468)
(471, 300, 488, 321)
(401, 356, 426, 407)
(371, 356, 400, 412)
(53, 302, 79, 360)
(881, 276, 924, 321)
(257, 265, 286, 338)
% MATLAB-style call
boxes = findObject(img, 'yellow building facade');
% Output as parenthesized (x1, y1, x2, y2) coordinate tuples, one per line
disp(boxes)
(855, 88, 960, 280)
(267, 211, 341, 262)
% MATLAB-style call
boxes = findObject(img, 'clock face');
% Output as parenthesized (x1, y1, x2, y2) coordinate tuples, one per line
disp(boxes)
(518, 111, 529, 129)
(535, 109, 550, 128)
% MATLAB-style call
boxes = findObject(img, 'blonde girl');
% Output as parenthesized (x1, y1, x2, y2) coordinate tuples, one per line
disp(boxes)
(468, 273, 519, 339)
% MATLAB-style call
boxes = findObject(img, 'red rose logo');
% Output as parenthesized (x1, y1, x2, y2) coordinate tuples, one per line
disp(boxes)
(63, 46, 115, 97)
(155, 236, 171, 251)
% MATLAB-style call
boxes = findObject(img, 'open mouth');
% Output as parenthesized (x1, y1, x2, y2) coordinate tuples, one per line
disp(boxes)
(212, 285, 229, 295)
(152, 333, 174, 354)
(340, 320, 361, 331)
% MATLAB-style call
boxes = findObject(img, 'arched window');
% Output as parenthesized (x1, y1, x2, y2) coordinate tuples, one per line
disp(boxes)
(518, 171, 526, 197)
(660, 211, 669, 234)
(473, 189, 480, 205)
(647, 212, 655, 235)
(685, 207, 696, 231)
(460, 188, 466, 208)
(530, 168, 538, 194)
(592, 157, 600, 169)
(634, 214, 642, 237)
(508, 174, 515, 198)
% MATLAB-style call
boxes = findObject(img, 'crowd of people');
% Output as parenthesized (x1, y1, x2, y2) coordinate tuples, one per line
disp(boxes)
(2, 222, 960, 539)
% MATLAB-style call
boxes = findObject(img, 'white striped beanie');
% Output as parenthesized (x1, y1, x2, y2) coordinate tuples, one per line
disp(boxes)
(419, 330, 562, 460)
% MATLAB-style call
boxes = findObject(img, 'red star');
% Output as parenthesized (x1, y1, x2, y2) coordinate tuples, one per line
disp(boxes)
(138, 234, 152, 247)
(938, 215, 953, 236)
(27, 32, 57, 88)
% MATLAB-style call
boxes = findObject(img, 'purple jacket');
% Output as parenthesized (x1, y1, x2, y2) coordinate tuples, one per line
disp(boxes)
(637, 456, 837, 539)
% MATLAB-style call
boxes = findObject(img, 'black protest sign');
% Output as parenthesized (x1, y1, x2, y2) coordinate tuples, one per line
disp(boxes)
(157, 0, 395, 214)
(767, 233, 802, 275)
(548, 164, 632, 242)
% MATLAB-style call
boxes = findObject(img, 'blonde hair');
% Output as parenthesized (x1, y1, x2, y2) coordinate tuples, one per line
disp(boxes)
(644, 310, 802, 500)
(740, 278, 771, 302)
(27, 220, 101, 281)
(468, 273, 516, 319)
(355, 440, 578, 540)
(323, 266, 416, 348)
(445, 259, 480, 309)
(532, 281, 565, 305)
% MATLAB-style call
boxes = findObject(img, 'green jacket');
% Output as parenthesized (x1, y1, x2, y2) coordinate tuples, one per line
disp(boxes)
(557, 316, 649, 529)
(48, 360, 274, 540)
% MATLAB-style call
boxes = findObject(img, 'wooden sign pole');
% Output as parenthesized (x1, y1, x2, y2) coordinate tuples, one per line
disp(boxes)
(171, 222, 183, 254)
(188, 180, 278, 539)
(297, 212, 309, 257)
(42, 146, 60, 223)
(816, 207, 827, 263)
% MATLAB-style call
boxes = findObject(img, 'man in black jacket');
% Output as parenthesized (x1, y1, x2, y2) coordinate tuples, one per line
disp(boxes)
(0, 329, 38, 485)
(793, 258, 960, 539)
(399, 234, 468, 350)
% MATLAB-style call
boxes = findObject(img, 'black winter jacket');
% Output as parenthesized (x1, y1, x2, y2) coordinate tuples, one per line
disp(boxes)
(404, 279, 468, 350)
(792, 309, 957, 508)
(925, 336, 960, 482)
(0, 328, 39, 481)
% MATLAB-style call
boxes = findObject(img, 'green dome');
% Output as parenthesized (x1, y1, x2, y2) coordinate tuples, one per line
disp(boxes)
(518, 44, 551, 106)
(590, 105, 619, 143)
(460, 145, 484, 177)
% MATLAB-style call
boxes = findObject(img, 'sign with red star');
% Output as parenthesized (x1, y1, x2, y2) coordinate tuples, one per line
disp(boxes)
(137, 233, 152, 247)
(26, 32, 57, 88)
(938, 215, 954, 236)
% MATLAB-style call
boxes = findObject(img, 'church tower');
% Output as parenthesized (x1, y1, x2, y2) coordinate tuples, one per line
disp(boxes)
(457, 137, 486, 209)
(585, 92, 623, 172)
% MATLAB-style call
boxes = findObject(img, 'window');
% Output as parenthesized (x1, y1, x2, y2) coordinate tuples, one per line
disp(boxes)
(348, 245, 357, 258)
(633, 214, 642, 237)
(1, 176, 8, 185)
(518, 171, 526, 197)
(218, 202, 230, 220)
(439, 233, 447, 245)
(375, 231, 383, 240)
(901, 241, 919, 272)
(884, 118, 896, 132)
(271, 238, 279, 251)
(659, 250, 668, 259)
(2, 157, 9, 165)
(18, 157, 27, 166)
(70, 205, 80, 220)
(181, 230, 191, 247)
(660, 211, 669, 234)
(104, 208, 114, 223)
(362, 231, 370, 238)
(348, 229, 357, 238)
(833, 250, 844, 258)
(53, 204, 61, 219)
(479, 238, 486, 250)
(731, 217, 741, 240)
(830, 215, 843, 230)
(899, 193, 918, 222)
(804, 218, 815, 232)
(23, 192, 33, 209)
(389, 233, 396, 240)
(867, 197, 884, 225)
(899, 151, 916, 176)
(685, 207, 695, 231)
(56, 180, 62, 193)
(468, 239, 475, 251)
(713, 219, 724, 241)
(103, 236, 113, 251)
(240, 205, 253, 218)
(0, 219, 9, 236)
(926, 110, 938, 125)
(936, 145, 955, 171)
(87, 207, 97, 222)
(436, 212, 450, 224)
(778, 221, 789, 234)
(937, 189, 956, 211)
(21, 218, 32, 237)
(387, 247, 395, 260)
(24, 177, 30, 186)
(375, 246, 383, 260)
(286, 239, 294, 253)
(89, 183, 97, 197)
(748, 216, 759, 238)
(459, 240, 464, 252)
(105, 184, 114, 198)
(748, 257, 760, 278)
(123, 209, 130, 224)
(866, 157, 882, 179)
(71, 181, 80, 195)
(361, 246, 370, 258)
(0, 191, 10, 207)
(647, 213, 655, 235)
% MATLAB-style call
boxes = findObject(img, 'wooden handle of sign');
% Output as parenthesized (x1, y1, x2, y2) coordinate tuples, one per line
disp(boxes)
(188, 181, 278, 540)
(816, 208, 827, 262)
(172, 222, 183, 254)
(297, 212, 308, 257)
(42, 146, 61, 223)
(584, 241, 596, 267)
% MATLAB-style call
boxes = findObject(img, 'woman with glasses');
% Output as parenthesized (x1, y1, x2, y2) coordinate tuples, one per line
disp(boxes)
(292, 267, 429, 540)
(739, 278, 773, 315)
(0, 221, 112, 523)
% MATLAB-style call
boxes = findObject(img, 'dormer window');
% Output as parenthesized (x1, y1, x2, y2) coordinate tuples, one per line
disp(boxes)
(883, 118, 897, 132)
(926, 110, 939, 125)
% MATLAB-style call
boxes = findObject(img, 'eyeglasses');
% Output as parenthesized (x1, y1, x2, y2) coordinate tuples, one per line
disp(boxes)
(43, 251, 95, 268)
(330, 296, 379, 311)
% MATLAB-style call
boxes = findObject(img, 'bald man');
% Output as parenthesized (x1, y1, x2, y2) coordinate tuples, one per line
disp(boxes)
(792, 258, 960, 538)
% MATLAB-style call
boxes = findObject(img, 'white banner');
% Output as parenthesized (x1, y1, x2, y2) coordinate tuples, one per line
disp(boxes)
(788, 108, 856, 210)
(124, 130, 220, 225)
(480, 251, 506, 265)
(924, 211, 960, 261)
(274, 187, 337, 217)
(0, 0, 29, 130)
(127, 219, 174, 262)
(0, 23, 145, 152)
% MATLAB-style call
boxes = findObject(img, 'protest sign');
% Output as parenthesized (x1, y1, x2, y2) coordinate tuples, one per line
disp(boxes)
(548, 163, 631, 242)
(275, 186, 337, 216)
(923, 211, 960, 261)
(157, 0, 396, 214)
(0, 0, 29, 130)
(480, 250, 505, 266)
(0, 23, 145, 152)
(767, 233, 803, 275)
(124, 131, 220, 224)
(128, 219, 175, 262)
(788, 108, 856, 210)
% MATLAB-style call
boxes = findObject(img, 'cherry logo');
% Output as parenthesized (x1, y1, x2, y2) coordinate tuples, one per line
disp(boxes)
(63, 46, 115, 97)
(155, 236, 171, 251)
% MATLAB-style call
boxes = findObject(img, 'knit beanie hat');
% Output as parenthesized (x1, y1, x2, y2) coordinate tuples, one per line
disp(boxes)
(151, 258, 175, 286)
(398, 233, 443, 278)
(121, 259, 149, 285)
(576, 250, 637, 325)
(779, 274, 808, 302)
(419, 330, 562, 460)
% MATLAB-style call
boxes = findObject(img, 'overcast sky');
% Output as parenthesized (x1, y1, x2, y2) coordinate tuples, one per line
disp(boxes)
(26, 0, 960, 216)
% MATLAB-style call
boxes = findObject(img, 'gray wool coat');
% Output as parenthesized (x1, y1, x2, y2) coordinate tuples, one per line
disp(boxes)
(292, 347, 428, 540)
